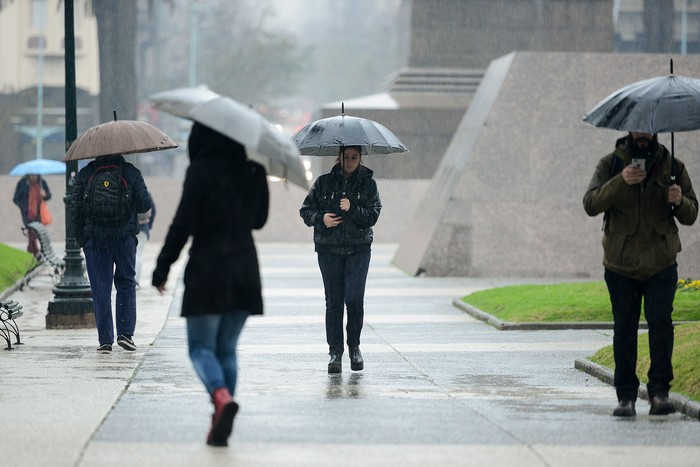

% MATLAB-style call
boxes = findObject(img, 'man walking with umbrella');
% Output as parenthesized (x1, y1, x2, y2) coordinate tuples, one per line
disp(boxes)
(66, 116, 175, 354)
(583, 131, 698, 417)
(73, 153, 152, 353)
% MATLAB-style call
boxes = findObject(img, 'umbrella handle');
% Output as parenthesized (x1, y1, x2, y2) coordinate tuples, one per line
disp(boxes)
(670, 132, 676, 212)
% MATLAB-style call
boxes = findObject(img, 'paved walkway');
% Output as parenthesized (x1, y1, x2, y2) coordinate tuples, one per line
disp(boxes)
(2, 243, 700, 467)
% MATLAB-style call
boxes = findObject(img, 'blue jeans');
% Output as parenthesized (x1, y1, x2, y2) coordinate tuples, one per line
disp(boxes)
(605, 264, 677, 402)
(186, 312, 249, 396)
(317, 251, 371, 355)
(83, 236, 137, 346)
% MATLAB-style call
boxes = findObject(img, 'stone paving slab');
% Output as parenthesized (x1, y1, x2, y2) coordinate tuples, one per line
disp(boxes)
(2, 243, 700, 467)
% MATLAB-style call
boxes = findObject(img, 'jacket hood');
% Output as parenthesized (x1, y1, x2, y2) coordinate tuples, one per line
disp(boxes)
(91, 154, 126, 168)
(188, 122, 246, 165)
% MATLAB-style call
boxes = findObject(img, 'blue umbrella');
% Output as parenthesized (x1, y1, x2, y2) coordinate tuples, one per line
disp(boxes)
(9, 159, 66, 176)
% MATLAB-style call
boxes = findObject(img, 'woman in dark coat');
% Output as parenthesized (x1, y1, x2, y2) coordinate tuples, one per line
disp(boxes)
(152, 122, 269, 447)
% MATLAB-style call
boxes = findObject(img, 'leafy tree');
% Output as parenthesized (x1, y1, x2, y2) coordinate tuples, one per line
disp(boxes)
(194, 0, 306, 106)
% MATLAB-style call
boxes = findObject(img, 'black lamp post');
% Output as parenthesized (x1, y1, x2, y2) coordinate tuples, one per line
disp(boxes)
(46, 0, 94, 329)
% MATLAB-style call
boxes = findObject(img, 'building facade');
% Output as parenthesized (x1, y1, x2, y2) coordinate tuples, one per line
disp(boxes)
(0, 0, 98, 172)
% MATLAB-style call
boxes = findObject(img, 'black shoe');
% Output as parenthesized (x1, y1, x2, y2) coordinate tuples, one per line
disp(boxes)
(612, 400, 636, 417)
(97, 343, 112, 353)
(349, 347, 364, 371)
(328, 354, 342, 374)
(649, 396, 676, 415)
(117, 335, 136, 351)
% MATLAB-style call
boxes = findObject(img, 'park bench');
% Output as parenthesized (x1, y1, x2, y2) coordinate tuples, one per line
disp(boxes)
(20, 222, 65, 290)
(0, 299, 23, 350)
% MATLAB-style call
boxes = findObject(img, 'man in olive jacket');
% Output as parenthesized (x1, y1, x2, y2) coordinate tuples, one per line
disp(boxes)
(583, 132, 698, 417)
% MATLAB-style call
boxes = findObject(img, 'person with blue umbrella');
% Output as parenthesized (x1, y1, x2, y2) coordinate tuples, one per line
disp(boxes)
(13, 173, 52, 258)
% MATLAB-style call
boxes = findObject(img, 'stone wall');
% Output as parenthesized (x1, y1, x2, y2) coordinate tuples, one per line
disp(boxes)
(410, 0, 614, 68)
(393, 51, 700, 279)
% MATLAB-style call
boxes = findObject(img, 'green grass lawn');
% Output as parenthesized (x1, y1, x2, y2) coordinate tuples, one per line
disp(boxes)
(590, 322, 700, 402)
(0, 243, 34, 291)
(461, 282, 700, 402)
(461, 281, 700, 322)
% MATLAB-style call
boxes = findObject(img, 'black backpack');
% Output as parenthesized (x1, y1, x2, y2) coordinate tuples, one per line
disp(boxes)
(83, 164, 131, 224)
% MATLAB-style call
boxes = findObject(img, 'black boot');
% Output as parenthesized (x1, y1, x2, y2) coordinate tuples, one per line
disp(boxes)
(612, 400, 636, 417)
(350, 347, 364, 371)
(328, 354, 342, 374)
(649, 396, 675, 415)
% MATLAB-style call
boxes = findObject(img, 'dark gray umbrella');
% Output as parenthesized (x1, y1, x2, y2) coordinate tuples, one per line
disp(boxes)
(582, 74, 700, 133)
(292, 105, 408, 157)
(583, 60, 700, 181)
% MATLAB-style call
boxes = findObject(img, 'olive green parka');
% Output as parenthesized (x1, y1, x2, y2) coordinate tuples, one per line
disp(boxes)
(583, 136, 698, 280)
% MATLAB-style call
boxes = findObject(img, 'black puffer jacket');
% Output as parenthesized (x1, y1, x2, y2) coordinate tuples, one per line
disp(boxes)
(300, 163, 381, 254)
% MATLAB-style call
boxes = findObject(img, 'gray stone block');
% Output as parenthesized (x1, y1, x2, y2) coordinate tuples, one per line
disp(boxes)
(393, 51, 700, 279)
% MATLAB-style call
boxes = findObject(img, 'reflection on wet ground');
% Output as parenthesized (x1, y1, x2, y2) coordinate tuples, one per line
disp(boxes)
(326, 372, 364, 399)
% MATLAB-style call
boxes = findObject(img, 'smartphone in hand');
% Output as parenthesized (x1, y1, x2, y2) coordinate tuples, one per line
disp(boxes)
(631, 159, 645, 170)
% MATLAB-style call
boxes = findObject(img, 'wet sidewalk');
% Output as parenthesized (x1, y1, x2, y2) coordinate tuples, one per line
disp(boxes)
(2, 243, 700, 467)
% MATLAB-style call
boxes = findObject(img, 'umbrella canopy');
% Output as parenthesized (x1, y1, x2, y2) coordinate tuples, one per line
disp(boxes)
(9, 158, 65, 176)
(583, 74, 700, 134)
(292, 113, 408, 157)
(64, 120, 178, 161)
(149, 87, 308, 189)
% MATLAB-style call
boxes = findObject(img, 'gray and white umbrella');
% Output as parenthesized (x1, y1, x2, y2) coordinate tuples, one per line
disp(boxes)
(149, 86, 308, 189)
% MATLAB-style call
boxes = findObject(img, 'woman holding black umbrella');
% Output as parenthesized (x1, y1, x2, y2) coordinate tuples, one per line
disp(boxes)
(300, 145, 382, 373)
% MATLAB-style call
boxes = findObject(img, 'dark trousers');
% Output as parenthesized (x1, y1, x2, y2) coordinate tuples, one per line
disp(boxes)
(317, 251, 371, 355)
(84, 236, 138, 346)
(604, 264, 677, 402)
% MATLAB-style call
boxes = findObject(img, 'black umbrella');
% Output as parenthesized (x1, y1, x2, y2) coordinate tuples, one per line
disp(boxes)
(583, 59, 700, 180)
